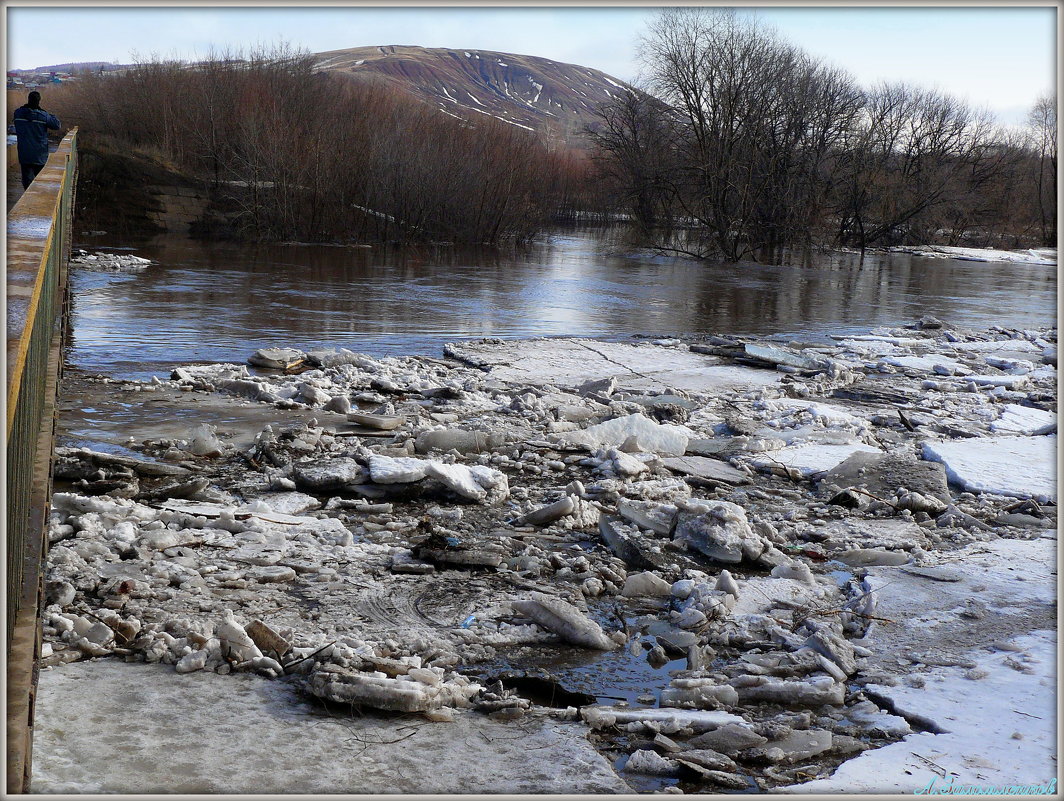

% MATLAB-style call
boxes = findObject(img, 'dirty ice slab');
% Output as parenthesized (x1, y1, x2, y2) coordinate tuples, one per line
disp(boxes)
(921, 435, 1056, 501)
(445, 338, 780, 394)
(32, 660, 629, 794)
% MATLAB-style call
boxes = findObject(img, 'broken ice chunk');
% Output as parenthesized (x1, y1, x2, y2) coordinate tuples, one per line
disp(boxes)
(248, 347, 306, 370)
(557, 413, 691, 456)
(512, 593, 619, 650)
(368, 455, 430, 484)
(673, 501, 765, 565)
(921, 435, 1056, 501)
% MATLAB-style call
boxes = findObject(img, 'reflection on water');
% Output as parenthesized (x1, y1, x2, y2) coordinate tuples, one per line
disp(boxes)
(68, 227, 1056, 380)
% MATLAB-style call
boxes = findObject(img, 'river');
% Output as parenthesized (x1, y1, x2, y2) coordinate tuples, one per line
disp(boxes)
(69, 226, 1055, 382)
(44, 226, 1059, 794)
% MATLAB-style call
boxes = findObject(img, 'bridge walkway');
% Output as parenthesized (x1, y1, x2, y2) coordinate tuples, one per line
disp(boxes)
(6, 127, 78, 794)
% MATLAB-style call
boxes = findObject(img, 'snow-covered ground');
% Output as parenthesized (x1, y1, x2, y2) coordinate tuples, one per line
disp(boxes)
(444, 338, 783, 394)
(787, 537, 1057, 794)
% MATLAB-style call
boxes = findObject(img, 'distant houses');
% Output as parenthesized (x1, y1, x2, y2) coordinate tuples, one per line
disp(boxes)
(7, 71, 73, 89)
(7, 68, 99, 90)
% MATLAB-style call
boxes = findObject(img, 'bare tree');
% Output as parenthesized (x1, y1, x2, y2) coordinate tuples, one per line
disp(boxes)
(586, 87, 678, 232)
(833, 82, 997, 250)
(585, 9, 1041, 258)
(628, 8, 862, 260)
(54, 46, 567, 245)
(1027, 93, 1057, 246)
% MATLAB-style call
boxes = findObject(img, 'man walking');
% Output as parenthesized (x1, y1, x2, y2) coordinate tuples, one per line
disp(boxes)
(13, 91, 60, 189)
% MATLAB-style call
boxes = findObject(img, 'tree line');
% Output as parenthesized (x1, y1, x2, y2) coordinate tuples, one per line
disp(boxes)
(587, 9, 1056, 261)
(45, 45, 587, 244)
(33, 23, 1054, 257)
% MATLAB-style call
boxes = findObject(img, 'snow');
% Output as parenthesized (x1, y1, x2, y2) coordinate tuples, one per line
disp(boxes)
(625, 749, 679, 775)
(730, 577, 831, 617)
(368, 455, 430, 484)
(747, 442, 881, 477)
(989, 404, 1056, 435)
(787, 533, 1056, 794)
(895, 245, 1057, 266)
(158, 499, 306, 526)
(984, 355, 1038, 374)
(350, 203, 397, 224)
(964, 374, 1030, 389)
(786, 631, 1056, 794)
(557, 413, 692, 457)
(921, 434, 1056, 501)
(834, 339, 907, 357)
(835, 334, 926, 346)
(424, 462, 491, 501)
(465, 105, 536, 132)
(757, 398, 867, 429)
(582, 705, 745, 732)
(497, 117, 534, 132)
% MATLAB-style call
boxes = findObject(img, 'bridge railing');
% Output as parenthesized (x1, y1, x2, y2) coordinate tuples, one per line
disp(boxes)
(6, 127, 78, 794)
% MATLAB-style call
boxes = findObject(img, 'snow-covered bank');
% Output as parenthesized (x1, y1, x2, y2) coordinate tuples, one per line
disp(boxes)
(787, 536, 1057, 793)
(38, 322, 1057, 793)
(890, 244, 1057, 266)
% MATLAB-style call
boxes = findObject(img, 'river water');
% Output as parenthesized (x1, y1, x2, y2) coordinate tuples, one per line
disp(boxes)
(69, 227, 1056, 382)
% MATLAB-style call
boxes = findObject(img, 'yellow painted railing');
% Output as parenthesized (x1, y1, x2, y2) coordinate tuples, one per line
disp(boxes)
(6, 127, 78, 794)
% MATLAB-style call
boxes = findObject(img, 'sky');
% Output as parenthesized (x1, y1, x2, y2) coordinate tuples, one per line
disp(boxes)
(5, 4, 1056, 126)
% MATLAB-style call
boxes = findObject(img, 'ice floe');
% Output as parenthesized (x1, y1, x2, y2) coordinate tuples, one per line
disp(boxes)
(921, 435, 1056, 501)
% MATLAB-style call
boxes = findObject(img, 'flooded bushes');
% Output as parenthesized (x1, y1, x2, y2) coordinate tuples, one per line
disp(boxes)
(50, 46, 568, 244)
(589, 9, 1055, 260)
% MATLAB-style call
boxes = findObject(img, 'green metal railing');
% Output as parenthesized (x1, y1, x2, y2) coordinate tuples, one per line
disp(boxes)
(6, 128, 78, 794)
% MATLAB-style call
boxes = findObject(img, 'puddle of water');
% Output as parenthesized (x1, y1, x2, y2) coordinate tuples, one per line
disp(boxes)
(828, 564, 856, 588)
(57, 372, 338, 454)
(483, 640, 689, 707)
(471, 600, 690, 708)
(614, 754, 681, 793)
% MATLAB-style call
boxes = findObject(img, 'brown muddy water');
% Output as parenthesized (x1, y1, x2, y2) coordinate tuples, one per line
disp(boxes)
(68, 227, 1056, 383)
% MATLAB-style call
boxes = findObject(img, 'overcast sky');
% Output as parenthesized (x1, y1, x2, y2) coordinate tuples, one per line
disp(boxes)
(5, 5, 1056, 125)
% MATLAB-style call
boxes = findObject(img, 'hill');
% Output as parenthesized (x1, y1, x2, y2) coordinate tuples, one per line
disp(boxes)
(313, 44, 634, 148)
(24, 62, 125, 73)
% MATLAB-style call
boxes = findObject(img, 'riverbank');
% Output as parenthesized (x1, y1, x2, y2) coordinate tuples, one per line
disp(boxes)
(34, 317, 1057, 793)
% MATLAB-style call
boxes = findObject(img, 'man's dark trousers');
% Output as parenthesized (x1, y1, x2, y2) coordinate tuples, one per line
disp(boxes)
(20, 162, 44, 189)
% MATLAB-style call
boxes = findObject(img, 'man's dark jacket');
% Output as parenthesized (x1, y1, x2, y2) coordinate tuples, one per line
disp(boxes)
(13, 104, 60, 166)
